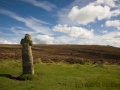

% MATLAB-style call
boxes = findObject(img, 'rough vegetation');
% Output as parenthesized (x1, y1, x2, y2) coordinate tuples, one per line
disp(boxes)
(0, 44, 120, 64)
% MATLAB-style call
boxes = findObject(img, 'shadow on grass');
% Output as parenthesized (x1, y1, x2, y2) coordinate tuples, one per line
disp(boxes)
(0, 74, 36, 81)
(0, 74, 18, 80)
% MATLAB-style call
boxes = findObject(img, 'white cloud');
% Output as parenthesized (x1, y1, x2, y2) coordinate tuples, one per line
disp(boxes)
(10, 26, 35, 35)
(78, 31, 120, 47)
(114, 32, 120, 38)
(33, 34, 79, 44)
(94, 0, 117, 7)
(68, 4, 119, 25)
(68, 0, 120, 25)
(105, 20, 120, 30)
(53, 24, 94, 39)
(102, 30, 108, 33)
(20, 0, 56, 11)
(0, 9, 52, 35)
(56, 0, 90, 26)
(33, 35, 54, 44)
(57, 7, 78, 26)
(56, 0, 120, 26)
(0, 38, 17, 44)
(25, 17, 52, 35)
(57, 0, 97, 26)
(54, 36, 76, 44)
(99, 31, 120, 47)
(57, 0, 118, 26)
(111, 9, 120, 17)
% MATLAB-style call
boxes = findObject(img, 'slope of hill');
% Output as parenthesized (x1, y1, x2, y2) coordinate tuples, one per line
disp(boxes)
(0, 44, 120, 64)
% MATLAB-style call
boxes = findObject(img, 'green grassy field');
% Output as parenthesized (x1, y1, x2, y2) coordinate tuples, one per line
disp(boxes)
(0, 59, 120, 90)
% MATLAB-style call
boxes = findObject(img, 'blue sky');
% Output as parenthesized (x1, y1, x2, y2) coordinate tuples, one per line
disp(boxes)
(0, 0, 120, 47)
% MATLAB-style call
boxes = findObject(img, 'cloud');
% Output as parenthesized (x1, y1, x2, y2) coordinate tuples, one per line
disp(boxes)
(111, 9, 120, 17)
(99, 31, 120, 47)
(68, 4, 120, 25)
(53, 24, 94, 39)
(102, 30, 108, 33)
(33, 35, 54, 44)
(56, 0, 91, 26)
(98, 30, 108, 34)
(114, 32, 120, 38)
(68, 5, 110, 25)
(10, 26, 34, 35)
(94, 0, 117, 7)
(105, 20, 120, 30)
(25, 16, 52, 35)
(20, 0, 56, 11)
(0, 38, 17, 44)
(56, 0, 120, 26)
(78, 31, 120, 47)
(37, 29, 120, 47)
(0, 8, 52, 35)
(67, 0, 120, 25)
(54, 36, 76, 44)
(33, 35, 79, 44)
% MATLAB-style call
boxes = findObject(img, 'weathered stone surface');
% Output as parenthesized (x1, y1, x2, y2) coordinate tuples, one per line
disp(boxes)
(20, 34, 34, 74)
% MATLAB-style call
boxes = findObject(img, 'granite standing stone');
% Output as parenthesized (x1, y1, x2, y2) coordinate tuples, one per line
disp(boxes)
(20, 34, 34, 74)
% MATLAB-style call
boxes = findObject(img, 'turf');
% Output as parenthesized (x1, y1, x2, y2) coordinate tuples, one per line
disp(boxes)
(0, 60, 120, 90)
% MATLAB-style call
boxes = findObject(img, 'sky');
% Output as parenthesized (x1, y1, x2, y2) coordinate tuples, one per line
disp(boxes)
(0, 0, 120, 47)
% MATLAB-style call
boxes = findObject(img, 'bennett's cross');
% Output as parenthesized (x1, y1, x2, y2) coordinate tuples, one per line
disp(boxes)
(20, 34, 34, 75)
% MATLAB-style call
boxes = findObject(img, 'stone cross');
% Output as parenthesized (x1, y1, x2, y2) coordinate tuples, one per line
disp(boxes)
(20, 34, 34, 74)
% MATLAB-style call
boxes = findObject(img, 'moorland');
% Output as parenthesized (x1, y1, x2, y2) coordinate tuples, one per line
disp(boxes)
(0, 44, 120, 90)
(0, 44, 120, 64)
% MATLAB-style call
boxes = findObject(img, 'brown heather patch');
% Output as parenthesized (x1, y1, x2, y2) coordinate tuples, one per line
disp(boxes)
(0, 44, 120, 64)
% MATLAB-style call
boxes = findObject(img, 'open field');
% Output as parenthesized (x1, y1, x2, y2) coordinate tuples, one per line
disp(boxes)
(0, 44, 120, 90)
(0, 60, 120, 90)
(0, 44, 120, 64)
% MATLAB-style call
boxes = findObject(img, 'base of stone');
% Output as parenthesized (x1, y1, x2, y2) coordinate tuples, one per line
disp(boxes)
(18, 74, 36, 81)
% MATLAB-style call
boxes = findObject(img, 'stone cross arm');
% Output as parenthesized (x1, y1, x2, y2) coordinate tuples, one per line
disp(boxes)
(20, 34, 33, 46)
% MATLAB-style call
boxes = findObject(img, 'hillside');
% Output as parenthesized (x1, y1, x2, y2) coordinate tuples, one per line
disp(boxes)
(0, 44, 120, 64)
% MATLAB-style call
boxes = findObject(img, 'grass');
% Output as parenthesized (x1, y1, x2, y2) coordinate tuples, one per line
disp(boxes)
(0, 59, 120, 90)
